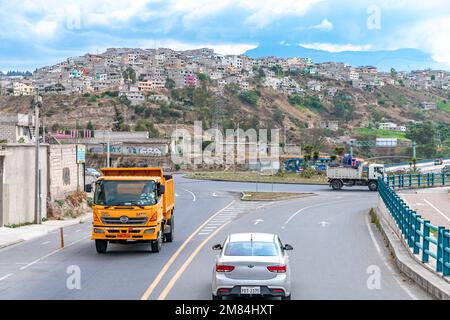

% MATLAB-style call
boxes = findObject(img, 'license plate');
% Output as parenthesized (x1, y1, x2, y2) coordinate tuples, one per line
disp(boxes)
(241, 286, 260, 295)
(117, 233, 130, 238)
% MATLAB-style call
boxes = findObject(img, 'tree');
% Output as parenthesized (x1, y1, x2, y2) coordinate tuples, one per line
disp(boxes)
(334, 146, 345, 156)
(86, 120, 94, 131)
(122, 67, 136, 84)
(273, 108, 285, 125)
(165, 79, 176, 90)
(239, 90, 259, 106)
(390, 68, 397, 78)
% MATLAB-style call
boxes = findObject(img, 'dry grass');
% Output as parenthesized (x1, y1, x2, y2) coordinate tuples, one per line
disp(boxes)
(185, 171, 328, 185)
(241, 191, 316, 201)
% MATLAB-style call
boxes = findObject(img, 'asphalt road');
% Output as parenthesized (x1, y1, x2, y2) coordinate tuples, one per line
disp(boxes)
(0, 174, 431, 300)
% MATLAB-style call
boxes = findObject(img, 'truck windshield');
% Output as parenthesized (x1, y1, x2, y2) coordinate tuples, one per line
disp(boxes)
(94, 180, 157, 206)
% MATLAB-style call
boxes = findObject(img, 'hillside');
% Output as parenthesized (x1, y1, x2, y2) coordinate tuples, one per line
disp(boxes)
(1, 72, 449, 159)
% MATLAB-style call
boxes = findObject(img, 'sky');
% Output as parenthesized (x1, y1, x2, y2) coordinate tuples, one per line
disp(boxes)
(0, 0, 449, 71)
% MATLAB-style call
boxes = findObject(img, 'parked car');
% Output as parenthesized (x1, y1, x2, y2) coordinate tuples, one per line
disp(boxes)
(85, 167, 101, 178)
(434, 158, 443, 166)
(211, 233, 293, 300)
(443, 165, 450, 173)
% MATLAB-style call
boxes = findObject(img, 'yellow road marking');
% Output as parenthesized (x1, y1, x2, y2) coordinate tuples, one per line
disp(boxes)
(140, 200, 235, 300)
(157, 221, 230, 300)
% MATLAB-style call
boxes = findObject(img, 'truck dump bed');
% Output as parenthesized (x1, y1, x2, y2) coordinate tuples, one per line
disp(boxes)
(327, 165, 363, 179)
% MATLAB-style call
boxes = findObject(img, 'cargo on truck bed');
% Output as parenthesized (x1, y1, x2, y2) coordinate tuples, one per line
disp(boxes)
(326, 154, 384, 191)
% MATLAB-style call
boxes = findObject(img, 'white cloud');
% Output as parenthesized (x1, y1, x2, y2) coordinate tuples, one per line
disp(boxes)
(390, 15, 450, 66)
(299, 42, 372, 52)
(311, 18, 333, 31)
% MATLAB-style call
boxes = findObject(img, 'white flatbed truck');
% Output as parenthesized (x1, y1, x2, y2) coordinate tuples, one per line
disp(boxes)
(327, 163, 384, 191)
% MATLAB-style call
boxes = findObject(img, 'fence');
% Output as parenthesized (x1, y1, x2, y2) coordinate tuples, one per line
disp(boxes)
(377, 177, 450, 276)
(385, 172, 450, 189)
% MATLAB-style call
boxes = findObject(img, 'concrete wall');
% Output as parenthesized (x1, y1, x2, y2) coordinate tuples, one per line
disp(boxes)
(48, 144, 84, 201)
(0, 144, 48, 226)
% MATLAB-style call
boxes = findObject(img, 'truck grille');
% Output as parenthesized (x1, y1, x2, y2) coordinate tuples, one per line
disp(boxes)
(101, 217, 148, 225)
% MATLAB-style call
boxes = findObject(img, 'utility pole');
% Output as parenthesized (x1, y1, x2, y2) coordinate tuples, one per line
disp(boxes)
(412, 141, 416, 159)
(107, 127, 111, 167)
(33, 95, 42, 224)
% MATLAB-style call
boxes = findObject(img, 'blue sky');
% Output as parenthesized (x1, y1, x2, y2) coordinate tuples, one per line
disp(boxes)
(0, 0, 449, 71)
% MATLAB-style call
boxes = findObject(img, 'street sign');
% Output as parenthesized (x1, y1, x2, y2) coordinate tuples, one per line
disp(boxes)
(76, 145, 86, 163)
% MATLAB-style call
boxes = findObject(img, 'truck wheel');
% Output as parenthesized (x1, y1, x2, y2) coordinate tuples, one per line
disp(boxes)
(331, 180, 343, 190)
(164, 216, 174, 243)
(368, 181, 378, 191)
(95, 240, 108, 254)
(151, 230, 163, 253)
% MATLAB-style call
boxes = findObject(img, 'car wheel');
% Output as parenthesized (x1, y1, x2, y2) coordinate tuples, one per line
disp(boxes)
(151, 230, 163, 253)
(331, 180, 343, 190)
(95, 240, 108, 254)
(212, 294, 222, 300)
(282, 294, 291, 300)
(164, 215, 174, 243)
(368, 180, 378, 191)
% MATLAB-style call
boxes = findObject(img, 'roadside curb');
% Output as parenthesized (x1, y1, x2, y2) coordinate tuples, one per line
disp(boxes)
(240, 191, 317, 201)
(374, 202, 450, 300)
(0, 214, 90, 251)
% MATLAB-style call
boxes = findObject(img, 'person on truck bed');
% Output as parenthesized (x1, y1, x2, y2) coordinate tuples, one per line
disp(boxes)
(137, 182, 156, 205)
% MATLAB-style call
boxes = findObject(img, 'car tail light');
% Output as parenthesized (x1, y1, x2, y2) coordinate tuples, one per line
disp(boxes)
(216, 265, 235, 272)
(267, 265, 286, 273)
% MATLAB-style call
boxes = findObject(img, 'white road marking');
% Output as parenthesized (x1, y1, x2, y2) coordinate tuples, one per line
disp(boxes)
(423, 199, 450, 223)
(365, 215, 419, 300)
(182, 188, 196, 202)
(175, 193, 180, 197)
(253, 219, 264, 225)
(41, 241, 50, 245)
(212, 192, 217, 197)
(75, 229, 81, 233)
(0, 273, 13, 281)
(198, 233, 210, 235)
(19, 236, 89, 271)
(281, 199, 358, 229)
(319, 221, 330, 227)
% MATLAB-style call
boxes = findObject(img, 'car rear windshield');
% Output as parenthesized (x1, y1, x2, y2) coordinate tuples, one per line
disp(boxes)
(224, 241, 279, 256)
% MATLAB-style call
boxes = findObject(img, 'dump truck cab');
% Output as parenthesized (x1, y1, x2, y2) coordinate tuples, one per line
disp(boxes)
(91, 168, 174, 253)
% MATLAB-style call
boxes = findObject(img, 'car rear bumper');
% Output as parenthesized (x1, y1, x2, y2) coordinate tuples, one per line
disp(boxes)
(215, 285, 288, 298)
(91, 226, 158, 241)
(212, 273, 290, 297)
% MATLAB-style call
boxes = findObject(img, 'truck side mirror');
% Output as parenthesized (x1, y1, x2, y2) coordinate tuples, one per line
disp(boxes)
(85, 184, 93, 193)
(158, 185, 165, 195)
(283, 244, 294, 251)
(212, 244, 223, 250)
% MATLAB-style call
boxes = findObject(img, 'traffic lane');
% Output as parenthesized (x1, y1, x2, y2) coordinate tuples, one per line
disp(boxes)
(399, 188, 450, 229)
(163, 194, 430, 300)
(0, 188, 234, 299)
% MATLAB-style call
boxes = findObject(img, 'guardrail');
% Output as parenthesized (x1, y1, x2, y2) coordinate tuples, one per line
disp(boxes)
(378, 178, 450, 277)
(385, 172, 450, 189)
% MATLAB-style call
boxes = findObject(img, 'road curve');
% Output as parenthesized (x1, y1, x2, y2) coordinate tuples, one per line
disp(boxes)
(0, 174, 431, 299)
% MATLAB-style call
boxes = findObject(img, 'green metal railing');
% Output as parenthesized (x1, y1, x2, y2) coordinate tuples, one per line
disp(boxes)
(385, 172, 450, 189)
(378, 178, 450, 276)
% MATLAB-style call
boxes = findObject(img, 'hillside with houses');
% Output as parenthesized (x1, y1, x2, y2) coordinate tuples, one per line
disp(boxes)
(1, 47, 449, 158)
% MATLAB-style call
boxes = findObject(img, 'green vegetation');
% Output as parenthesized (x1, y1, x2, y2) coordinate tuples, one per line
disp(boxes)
(239, 90, 260, 106)
(354, 127, 407, 139)
(437, 101, 450, 114)
(134, 119, 159, 137)
(241, 191, 315, 201)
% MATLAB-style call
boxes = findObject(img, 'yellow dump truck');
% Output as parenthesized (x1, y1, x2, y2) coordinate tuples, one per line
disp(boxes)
(91, 167, 174, 253)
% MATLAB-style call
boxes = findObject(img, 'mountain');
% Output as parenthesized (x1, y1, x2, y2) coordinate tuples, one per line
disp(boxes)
(245, 44, 448, 72)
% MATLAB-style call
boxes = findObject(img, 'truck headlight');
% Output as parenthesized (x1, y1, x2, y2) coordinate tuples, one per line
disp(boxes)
(94, 228, 105, 234)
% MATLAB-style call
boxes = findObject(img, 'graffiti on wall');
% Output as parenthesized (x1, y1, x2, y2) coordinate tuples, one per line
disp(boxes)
(88, 145, 166, 156)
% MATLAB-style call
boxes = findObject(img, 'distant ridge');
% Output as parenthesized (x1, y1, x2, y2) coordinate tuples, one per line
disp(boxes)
(245, 43, 448, 72)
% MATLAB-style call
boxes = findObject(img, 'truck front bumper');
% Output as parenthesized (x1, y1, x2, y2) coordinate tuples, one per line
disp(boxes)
(91, 226, 159, 241)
